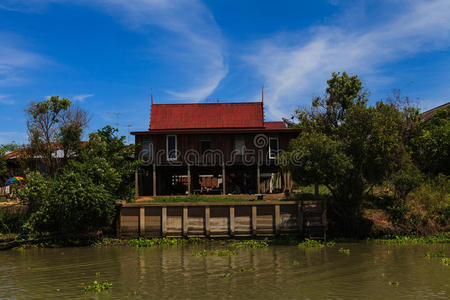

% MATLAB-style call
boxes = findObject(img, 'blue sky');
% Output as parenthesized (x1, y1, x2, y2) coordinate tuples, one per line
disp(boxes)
(0, 0, 449, 144)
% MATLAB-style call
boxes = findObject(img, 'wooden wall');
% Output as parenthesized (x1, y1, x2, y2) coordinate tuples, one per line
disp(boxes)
(135, 132, 297, 166)
(119, 201, 326, 238)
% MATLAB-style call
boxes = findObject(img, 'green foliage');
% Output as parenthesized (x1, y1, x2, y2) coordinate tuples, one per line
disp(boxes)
(0, 153, 6, 179)
(128, 237, 187, 247)
(298, 239, 322, 248)
(287, 73, 411, 233)
(441, 257, 450, 266)
(0, 143, 23, 179)
(338, 248, 351, 254)
(84, 280, 112, 292)
(25, 96, 85, 176)
(92, 238, 122, 247)
(410, 106, 450, 175)
(0, 143, 22, 153)
(229, 240, 269, 249)
(390, 156, 423, 200)
(75, 126, 140, 202)
(424, 251, 446, 258)
(22, 170, 114, 234)
(387, 175, 449, 233)
(0, 211, 27, 234)
(370, 233, 450, 244)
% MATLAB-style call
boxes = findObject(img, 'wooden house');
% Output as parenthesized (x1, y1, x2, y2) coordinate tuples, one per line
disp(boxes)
(131, 98, 301, 196)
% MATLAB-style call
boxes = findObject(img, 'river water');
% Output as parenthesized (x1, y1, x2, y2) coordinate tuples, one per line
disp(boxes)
(0, 242, 449, 299)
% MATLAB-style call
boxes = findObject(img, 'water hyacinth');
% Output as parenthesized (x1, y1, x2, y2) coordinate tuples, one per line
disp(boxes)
(84, 280, 112, 292)
(229, 240, 269, 249)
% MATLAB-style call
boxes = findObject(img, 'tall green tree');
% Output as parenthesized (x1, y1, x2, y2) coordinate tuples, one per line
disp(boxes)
(410, 106, 450, 175)
(286, 72, 406, 233)
(25, 96, 88, 176)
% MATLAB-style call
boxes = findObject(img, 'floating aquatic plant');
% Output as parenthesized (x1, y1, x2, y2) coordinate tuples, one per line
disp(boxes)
(338, 248, 351, 254)
(84, 280, 112, 292)
(229, 240, 269, 249)
(128, 237, 187, 247)
(425, 252, 446, 259)
(388, 281, 400, 286)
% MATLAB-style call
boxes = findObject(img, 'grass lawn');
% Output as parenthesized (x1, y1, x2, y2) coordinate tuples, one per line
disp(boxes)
(148, 195, 265, 204)
(293, 185, 331, 196)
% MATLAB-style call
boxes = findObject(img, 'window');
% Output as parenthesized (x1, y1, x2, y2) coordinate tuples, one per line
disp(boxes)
(142, 137, 153, 159)
(200, 135, 211, 154)
(166, 135, 177, 161)
(234, 135, 246, 155)
(269, 137, 279, 159)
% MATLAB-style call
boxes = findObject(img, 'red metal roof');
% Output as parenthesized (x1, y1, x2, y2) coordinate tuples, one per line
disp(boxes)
(150, 102, 265, 130)
(264, 121, 286, 129)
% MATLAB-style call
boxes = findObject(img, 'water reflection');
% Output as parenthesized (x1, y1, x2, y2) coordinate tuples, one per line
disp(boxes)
(0, 243, 449, 299)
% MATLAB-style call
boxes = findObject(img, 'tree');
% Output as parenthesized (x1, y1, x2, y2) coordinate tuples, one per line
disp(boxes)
(74, 126, 139, 202)
(20, 126, 140, 235)
(410, 106, 450, 175)
(25, 96, 88, 176)
(286, 72, 406, 233)
(0, 152, 6, 179)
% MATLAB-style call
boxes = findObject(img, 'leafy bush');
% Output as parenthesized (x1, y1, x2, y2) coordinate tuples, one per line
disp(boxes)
(0, 210, 27, 234)
(388, 175, 449, 234)
(22, 171, 114, 235)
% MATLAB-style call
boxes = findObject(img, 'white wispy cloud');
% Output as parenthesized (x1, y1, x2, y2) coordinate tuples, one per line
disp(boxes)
(87, 0, 227, 101)
(0, 32, 47, 87)
(245, 0, 450, 119)
(0, 95, 15, 105)
(72, 94, 94, 102)
(0, 0, 228, 101)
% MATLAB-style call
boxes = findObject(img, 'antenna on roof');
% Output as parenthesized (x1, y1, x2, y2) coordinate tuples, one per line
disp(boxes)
(262, 86, 264, 104)
(149, 89, 153, 130)
(107, 112, 123, 129)
(126, 124, 132, 144)
(261, 86, 265, 122)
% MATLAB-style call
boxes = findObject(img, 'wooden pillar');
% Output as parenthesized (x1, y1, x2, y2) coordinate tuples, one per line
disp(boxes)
(152, 164, 157, 197)
(161, 206, 167, 236)
(183, 206, 188, 236)
(222, 164, 226, 195)
(205, 206, 210, 236)
(297, 201, 303, 234)
(274, 204, 280, 234)
(229, 206, 235, 236)
(139, 207, 145, 236)
(288, 171, 293, 192)
(135, 169, 139, 198)
(251, 205, 257, 235)
(256, 165, 261, 194)
(187, 165, 191, 195)
(322, 200, 327, 240)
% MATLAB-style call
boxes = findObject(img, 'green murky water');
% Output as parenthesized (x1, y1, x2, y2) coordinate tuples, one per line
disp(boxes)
(0, 242, 449, 299)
